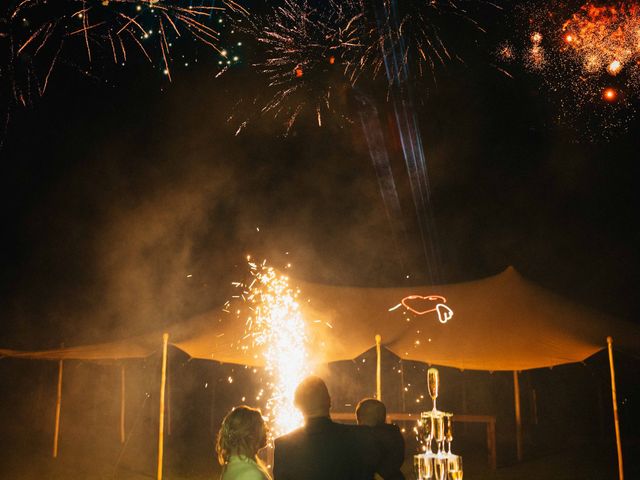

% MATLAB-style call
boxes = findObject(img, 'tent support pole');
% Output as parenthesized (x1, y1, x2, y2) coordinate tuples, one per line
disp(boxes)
(607, 336, 624, 480)
(513, 370, 523, 462)
(399, 360, 406, 412)
(157, 333, 169, 480)
(375, 335, 382, 401)
(120, 364, 126, 444)
(462, 374, 468, 434)
(167, 361, 172, 437)
(52, 359, 63, 458)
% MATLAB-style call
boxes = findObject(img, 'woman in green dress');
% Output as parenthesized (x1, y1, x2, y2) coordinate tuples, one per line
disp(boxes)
(216, 406, 272, 480)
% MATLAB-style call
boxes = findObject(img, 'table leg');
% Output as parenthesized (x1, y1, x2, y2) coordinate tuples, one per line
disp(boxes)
(486, 419, 497, 470)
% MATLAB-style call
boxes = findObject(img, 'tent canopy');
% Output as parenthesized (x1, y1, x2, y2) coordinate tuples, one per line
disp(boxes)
(293, 267, 639, 370)
(2, 267, 638, 371)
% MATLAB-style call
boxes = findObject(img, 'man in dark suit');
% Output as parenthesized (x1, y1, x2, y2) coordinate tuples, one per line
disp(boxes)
(356, 398, 406, 480)
(273, 376, 376, 480)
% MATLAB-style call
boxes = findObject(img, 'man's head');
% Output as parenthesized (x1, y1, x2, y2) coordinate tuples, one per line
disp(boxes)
(355, 398, 386, 427)
(294, 376, 331, 419)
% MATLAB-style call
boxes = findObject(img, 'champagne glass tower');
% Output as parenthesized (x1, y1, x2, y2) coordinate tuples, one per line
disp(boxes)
(414, 368, 463, 480)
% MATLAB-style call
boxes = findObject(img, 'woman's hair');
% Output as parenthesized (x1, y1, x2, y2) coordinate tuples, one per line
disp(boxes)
(216, 405, 267, 465)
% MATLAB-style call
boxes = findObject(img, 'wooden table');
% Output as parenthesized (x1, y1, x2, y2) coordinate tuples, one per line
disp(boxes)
(331, 412, 497, 470)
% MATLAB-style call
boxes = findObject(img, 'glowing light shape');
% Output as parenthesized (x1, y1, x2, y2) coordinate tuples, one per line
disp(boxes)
(608, 59, 622, 75)
(603, 87, 618, 101)
(390, 295, 453, 324)
(435, 304, 454, 324)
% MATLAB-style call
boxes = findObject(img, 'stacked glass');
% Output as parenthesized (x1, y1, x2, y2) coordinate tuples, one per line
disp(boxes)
(414, 368, 464, 480)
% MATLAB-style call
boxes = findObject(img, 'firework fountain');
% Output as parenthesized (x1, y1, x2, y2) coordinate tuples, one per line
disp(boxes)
(234, 258, 313, 437)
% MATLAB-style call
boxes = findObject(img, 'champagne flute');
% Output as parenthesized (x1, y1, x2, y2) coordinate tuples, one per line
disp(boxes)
(447, 455, 463, 480)
(413, 455, 424, 480)
(434, 415, 445, 455)
(413, 454, 433, 480)
(424, 454, 434, 480)
(445, 414, 453, 455)
(420, 412, 434, 454)
(428, 368, 439, 411)
(433, 455, 447, 480)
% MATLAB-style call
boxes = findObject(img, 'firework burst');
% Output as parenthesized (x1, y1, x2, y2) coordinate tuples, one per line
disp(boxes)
(232, 0, 363, 135)
(369, 0, 491, 84)
(1, 0, 243, 107)
(497, 1, 640, 136)
(233, 0, 492, 135)
(562, 3, 640, 76)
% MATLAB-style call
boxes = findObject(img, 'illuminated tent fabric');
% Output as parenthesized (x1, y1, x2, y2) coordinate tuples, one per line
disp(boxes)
(3, 267, 634, 478)
(0, 335, 157, 361)
(160, 266, 639, 371)
(0, 312, 295, 365)
(2, 267, 638, 371)
(293, 266, 640, 371)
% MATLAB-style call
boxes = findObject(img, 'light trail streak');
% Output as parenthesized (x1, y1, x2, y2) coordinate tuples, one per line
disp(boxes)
(356, 91, 409, 274)
(374, 0, 442, 282)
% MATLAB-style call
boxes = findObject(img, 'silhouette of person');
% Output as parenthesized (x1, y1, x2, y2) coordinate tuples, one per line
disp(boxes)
(273, 376, 376, 480)
(356, 398, 405, 480)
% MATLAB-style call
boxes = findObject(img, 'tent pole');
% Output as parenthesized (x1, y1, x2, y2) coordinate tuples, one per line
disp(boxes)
(52, 358, 64, 458)
(596, 379, 606, 440)
(210, 379, 217, 435)
(462, 374, 468, 434)
(513, 370, 523, 462)
(607, 336, 624, 480)
(375, 335, 382, 401)
(399, 360, 406, 412)
(167, 360, 172, 437)
(157, 333, 169, 480)
(120, 364, 126, 444)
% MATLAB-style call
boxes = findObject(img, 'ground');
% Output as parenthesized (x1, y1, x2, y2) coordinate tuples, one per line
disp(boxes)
(1, 435, 635, 479)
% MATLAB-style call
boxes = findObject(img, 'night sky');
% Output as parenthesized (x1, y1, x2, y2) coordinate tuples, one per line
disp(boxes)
(1, 0, 639, 351)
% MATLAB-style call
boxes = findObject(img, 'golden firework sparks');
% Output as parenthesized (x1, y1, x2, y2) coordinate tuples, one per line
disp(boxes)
(562, 3, 640, 76)
(238, 258, 312, 437)
(4, 0, 244, 109)
(497, 1, 640, 137)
